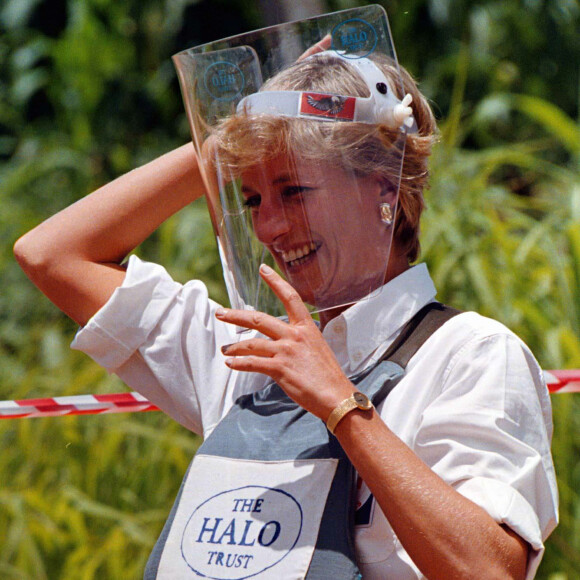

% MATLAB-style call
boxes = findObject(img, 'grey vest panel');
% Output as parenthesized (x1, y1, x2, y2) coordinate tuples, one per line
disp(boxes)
(145, 360, 404, 580)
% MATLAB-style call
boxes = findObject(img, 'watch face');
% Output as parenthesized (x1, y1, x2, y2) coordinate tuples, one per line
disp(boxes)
(353, 392, 372, 410)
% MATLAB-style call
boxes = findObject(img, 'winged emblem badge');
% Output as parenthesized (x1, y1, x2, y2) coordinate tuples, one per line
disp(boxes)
(305, 94, 348, 115)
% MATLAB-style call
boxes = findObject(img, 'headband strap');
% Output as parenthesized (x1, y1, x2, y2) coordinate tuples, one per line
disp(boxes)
(236, 52, 417, 132)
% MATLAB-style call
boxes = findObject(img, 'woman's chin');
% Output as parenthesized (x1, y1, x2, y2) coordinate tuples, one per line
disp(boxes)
(306, 277, 385, 311)
(278, 255, 385, 311)
(291, 282, 353, 311)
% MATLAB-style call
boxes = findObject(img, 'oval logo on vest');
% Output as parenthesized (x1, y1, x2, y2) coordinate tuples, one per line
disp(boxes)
(181, 485, 304, 579)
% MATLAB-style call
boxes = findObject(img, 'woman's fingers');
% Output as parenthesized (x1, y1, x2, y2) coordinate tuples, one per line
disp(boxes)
(214, 265, 312, 336)
(297, 34, 332, 61)
(222, 354, 281, 377)
(221, 338, 277, 358)
(258, 264, 311, 324)
(215, 306, 289, 338)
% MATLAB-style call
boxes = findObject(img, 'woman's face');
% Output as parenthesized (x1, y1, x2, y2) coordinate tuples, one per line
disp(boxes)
(241, 154, 396, 308)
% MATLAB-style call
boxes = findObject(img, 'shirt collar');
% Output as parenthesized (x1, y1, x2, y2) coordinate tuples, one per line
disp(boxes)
(322, 263, 437, 372)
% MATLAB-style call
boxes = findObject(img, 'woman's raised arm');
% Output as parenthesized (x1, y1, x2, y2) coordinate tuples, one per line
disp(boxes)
(14, 142, 205, 326)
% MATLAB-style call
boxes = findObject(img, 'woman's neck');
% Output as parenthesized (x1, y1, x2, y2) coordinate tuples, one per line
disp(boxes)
(317, 256, 411, 331)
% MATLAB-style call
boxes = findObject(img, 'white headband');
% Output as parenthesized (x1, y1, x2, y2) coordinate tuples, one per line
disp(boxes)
(236, 51, 417, 132)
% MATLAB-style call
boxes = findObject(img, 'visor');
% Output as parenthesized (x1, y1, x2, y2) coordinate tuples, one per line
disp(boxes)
(173, 5, 411, 319)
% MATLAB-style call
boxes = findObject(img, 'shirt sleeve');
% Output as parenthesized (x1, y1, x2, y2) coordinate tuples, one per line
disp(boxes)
(71, 255, 258, 436)
(413, 330, 558, 578)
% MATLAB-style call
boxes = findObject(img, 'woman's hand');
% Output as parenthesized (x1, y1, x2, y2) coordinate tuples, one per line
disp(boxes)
(216, 264, 354, 421)
(297, 34, 332, 61)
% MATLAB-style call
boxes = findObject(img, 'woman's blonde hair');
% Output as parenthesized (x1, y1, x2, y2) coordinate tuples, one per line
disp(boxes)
(212, 53, 437, 263)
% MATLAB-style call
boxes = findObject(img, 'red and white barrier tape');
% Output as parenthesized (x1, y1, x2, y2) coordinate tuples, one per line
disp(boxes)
(544, 370, 580, 394)
(0, 392, 159, 420)
(0, 370, 578, 419)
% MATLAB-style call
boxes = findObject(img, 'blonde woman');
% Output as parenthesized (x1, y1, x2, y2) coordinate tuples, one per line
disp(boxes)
(15, 8, 557, 579)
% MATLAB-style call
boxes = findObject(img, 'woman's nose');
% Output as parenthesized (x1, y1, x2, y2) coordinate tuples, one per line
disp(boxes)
(253, 200, 291, 244)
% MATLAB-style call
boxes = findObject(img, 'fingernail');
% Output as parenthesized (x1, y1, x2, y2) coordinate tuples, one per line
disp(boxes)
(260, 264, 274, 275)
(224, 358, 234, 367)
(215, 308, 228, 318)
(221, 343, 232, 354)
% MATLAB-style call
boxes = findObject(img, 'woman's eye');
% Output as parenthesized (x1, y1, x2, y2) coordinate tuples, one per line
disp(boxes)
(283, 186, 313, 198)
(243, 195, 261, 209)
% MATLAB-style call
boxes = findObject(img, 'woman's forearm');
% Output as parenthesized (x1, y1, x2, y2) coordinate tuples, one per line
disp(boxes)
(14, 142, 205, 325)
(334, 409, 529, 579)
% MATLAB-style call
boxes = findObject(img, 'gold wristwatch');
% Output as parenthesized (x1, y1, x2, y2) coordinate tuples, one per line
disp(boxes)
(326, 391, 374, 434)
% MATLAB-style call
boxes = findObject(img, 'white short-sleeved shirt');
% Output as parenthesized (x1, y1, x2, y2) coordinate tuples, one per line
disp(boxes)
(72, 256, 558, 579)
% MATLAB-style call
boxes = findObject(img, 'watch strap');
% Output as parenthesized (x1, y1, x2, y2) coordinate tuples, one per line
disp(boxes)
(326, 392, 373, 434)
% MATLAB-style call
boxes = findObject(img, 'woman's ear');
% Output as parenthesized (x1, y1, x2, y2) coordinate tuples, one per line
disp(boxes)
(377, 177, 398, 204)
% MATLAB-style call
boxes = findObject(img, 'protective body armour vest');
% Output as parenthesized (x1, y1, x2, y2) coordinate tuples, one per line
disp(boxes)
(145, 303, 459, 580)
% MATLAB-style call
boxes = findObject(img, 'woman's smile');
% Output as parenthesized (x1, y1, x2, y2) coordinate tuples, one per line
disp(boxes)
(279, 241, 317, 267)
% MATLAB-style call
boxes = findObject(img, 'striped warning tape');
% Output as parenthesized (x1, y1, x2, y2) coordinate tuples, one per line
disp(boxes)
(0, 370, 578, 419)
(0, 392, 159, 419)
(544, 370, 580, 394)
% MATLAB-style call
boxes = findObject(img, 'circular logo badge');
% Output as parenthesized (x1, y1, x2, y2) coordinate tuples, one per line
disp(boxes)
(331, 18, 378, 59)
(181, 485, 303, 580)
(204, 61, 245, 101)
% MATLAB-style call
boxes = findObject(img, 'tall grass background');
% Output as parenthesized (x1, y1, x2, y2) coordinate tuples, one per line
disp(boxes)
(1, 0, 579, 577)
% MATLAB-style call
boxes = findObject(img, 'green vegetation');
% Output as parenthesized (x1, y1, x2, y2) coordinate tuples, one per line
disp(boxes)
(1, 0, 579, 577)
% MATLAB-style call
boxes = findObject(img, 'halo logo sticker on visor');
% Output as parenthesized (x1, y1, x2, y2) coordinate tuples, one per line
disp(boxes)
(180, 485, 303, 579)
(204, 61, 245, 101)
(331, 18, 377, 59)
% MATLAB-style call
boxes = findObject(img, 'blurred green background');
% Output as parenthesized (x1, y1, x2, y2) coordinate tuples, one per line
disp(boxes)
(1, 0, 579, 577)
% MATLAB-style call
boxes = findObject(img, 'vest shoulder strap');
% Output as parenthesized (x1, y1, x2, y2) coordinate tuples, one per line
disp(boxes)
(355, 302, 462, 408)
(382, 302, 462, 369)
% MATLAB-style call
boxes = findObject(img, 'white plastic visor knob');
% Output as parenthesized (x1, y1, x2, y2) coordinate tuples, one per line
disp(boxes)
(393, 94, 414, 128)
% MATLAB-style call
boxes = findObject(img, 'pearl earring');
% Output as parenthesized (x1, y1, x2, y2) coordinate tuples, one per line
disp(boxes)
(379, 202, 393, 225)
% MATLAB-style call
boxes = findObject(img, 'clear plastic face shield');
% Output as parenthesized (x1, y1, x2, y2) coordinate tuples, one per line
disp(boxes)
(173, 5, 416, 318)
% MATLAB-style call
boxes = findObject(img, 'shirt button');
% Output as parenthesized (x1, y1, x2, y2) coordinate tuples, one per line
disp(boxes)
(353, 350, 363, 363)
(333, 321, 345, 335)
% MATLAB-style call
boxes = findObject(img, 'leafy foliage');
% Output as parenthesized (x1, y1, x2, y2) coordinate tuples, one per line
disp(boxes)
(0, 0, 579, 577)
